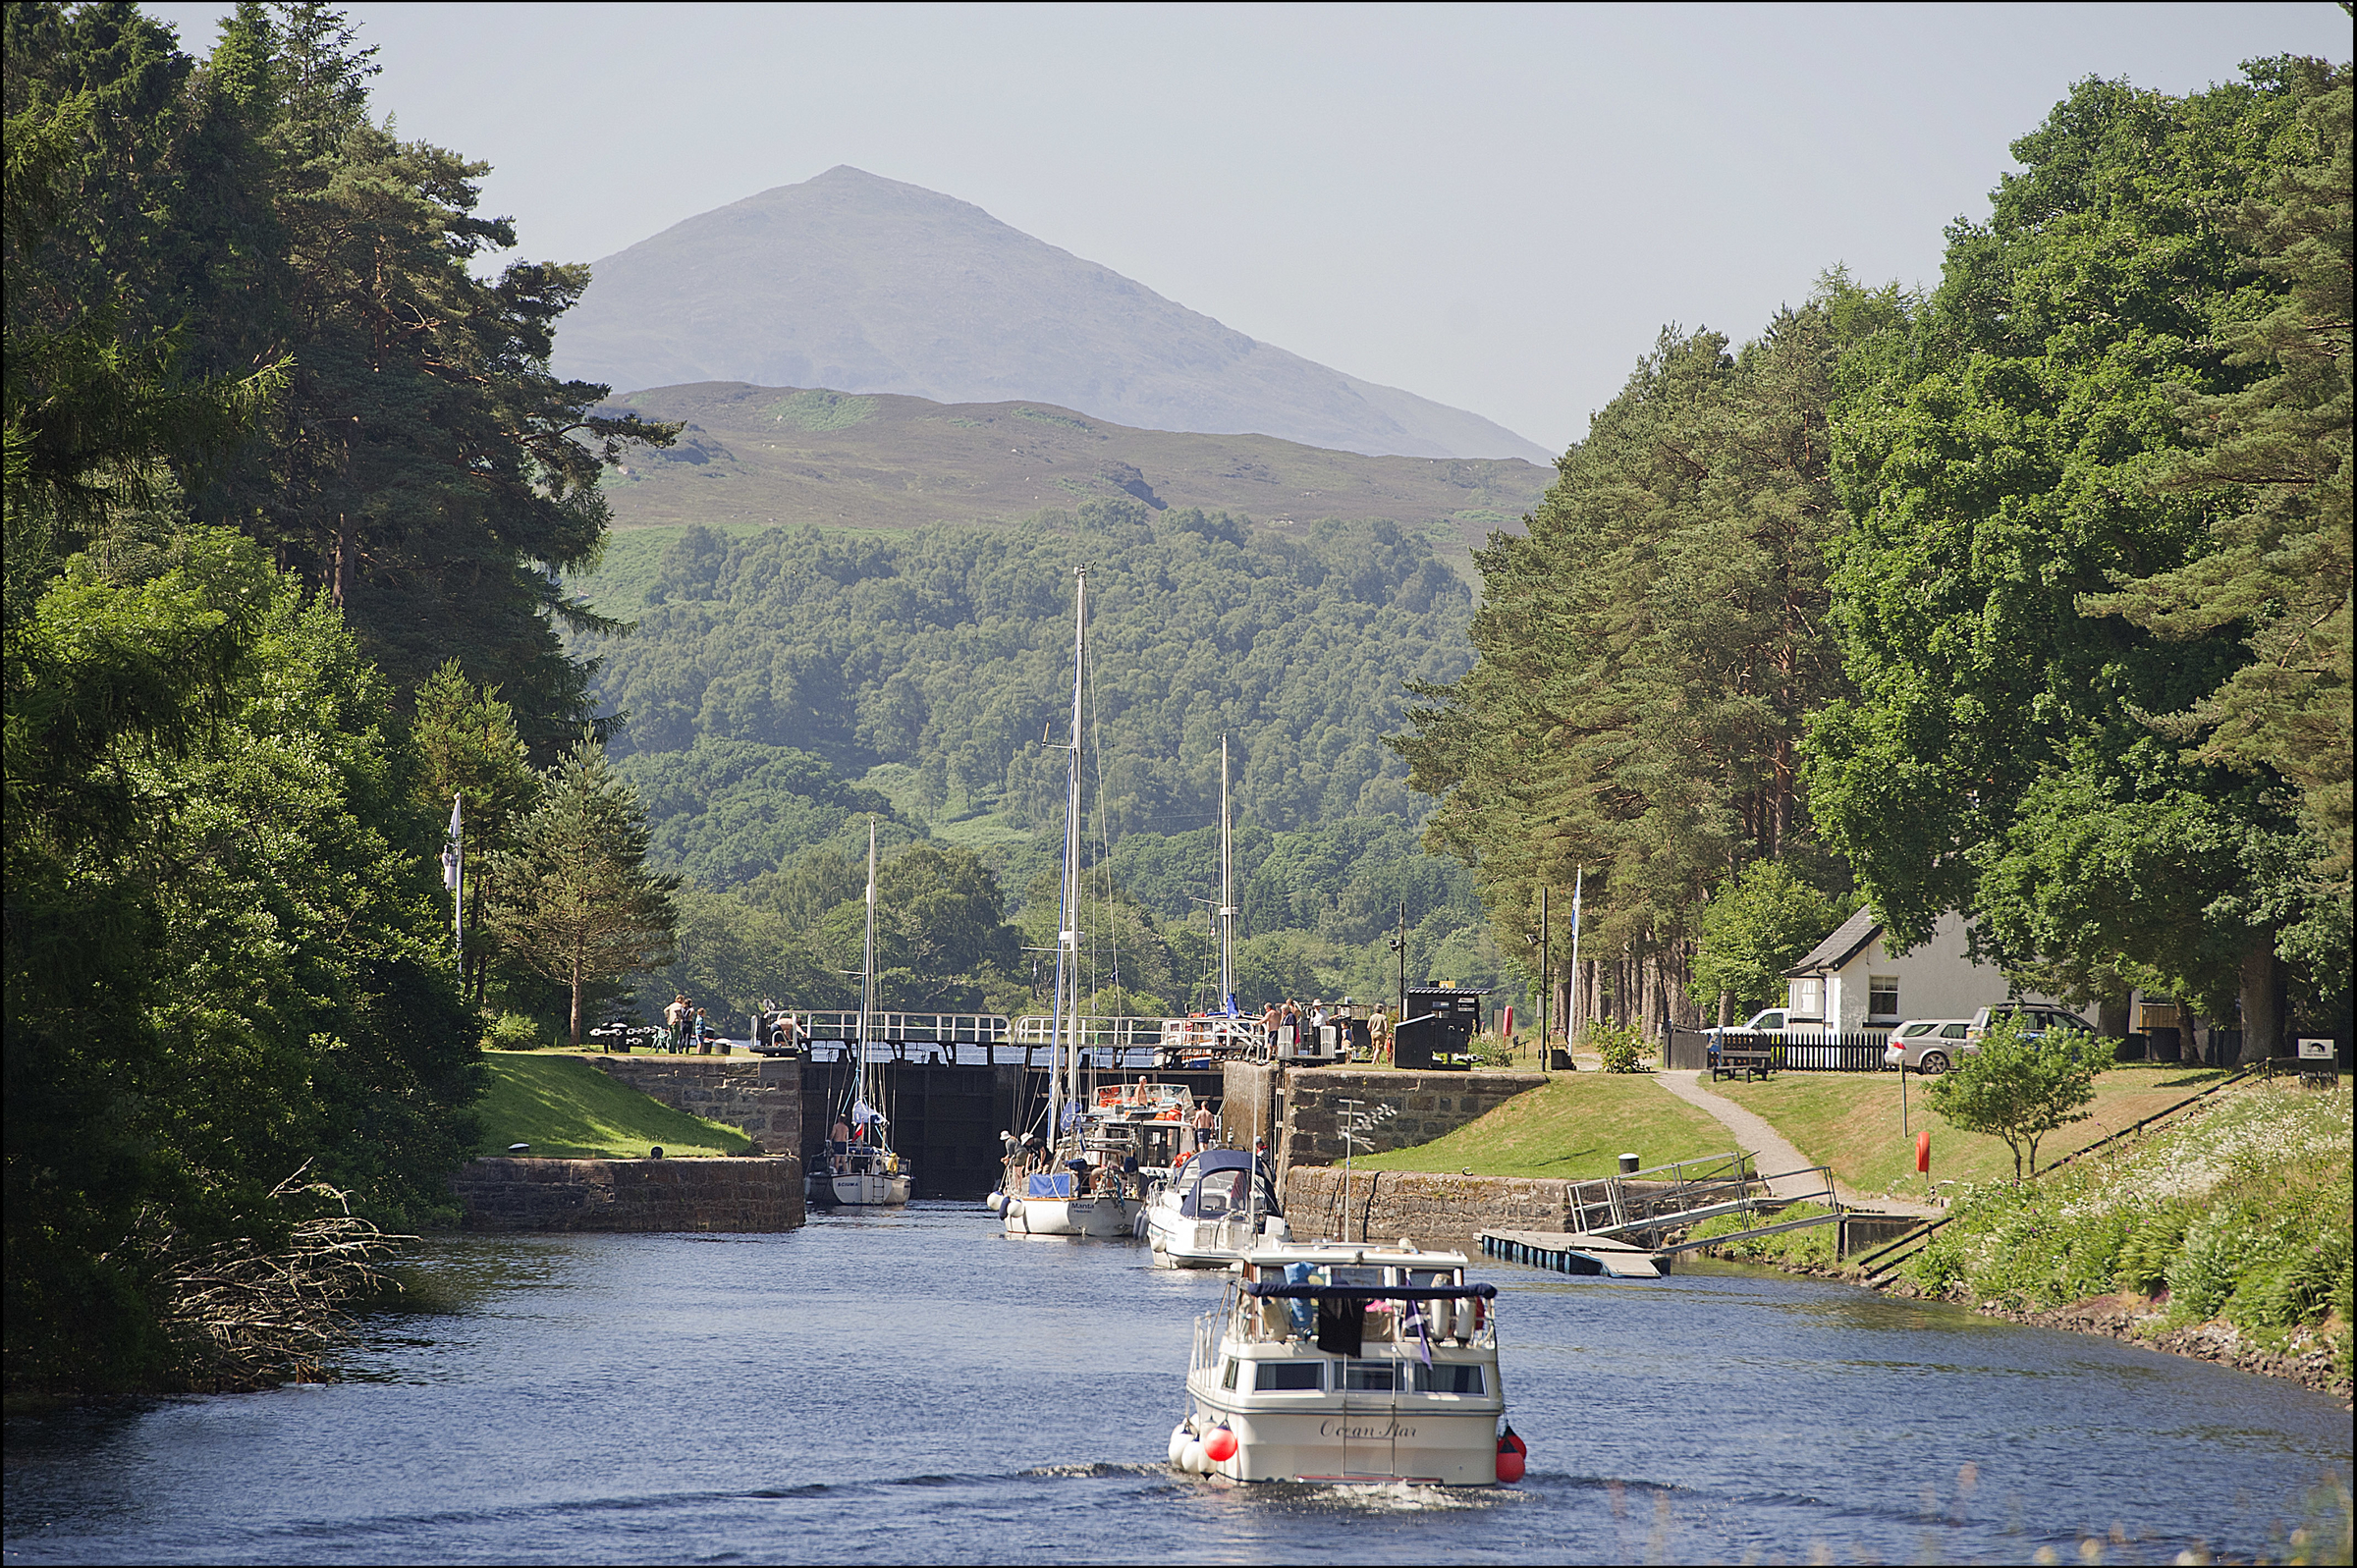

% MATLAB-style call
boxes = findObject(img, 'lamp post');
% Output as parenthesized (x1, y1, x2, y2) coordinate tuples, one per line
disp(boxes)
(1540, 886, 1551, 1078)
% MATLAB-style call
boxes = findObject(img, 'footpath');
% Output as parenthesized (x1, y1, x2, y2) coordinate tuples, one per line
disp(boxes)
(1648, 1068, 1941, 1217)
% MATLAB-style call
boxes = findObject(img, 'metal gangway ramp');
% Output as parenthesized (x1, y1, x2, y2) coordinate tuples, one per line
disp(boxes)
(1481, 1151, 1842, 1276)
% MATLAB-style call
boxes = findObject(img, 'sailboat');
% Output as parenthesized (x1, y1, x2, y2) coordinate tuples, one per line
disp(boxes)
(1000, 567, 1135, 1240)
(1144, 735, 1286, 1264)
(807, 819, 912, 1209)
(1155, 735, 1264, 1068)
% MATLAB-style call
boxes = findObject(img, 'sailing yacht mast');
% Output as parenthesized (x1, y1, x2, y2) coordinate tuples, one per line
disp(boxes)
(1049, 568, 1087, 1148)
(860, 816, 878, 1112)
(1218, 734, 1236, 1016)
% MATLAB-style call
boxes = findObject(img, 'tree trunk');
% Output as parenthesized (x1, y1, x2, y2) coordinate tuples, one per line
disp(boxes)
(2237, 935, 2280, 1064)
(1718, 990, 1732, 1029)
(570, 954, 584, 1049)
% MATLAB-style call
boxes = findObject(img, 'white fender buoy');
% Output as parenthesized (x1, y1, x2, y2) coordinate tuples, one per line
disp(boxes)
(1180, 1438, 1206, 1473)
(1169, 1422, 1192, 1467)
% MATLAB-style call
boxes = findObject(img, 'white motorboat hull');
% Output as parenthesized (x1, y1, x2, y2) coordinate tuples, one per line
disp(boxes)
(1004, 1195, 1134, 1238)
(809, 1170, 911, 1207)
(1147, 1206, 1278, 1268)
(1178, 1394, 1505, 1485)
(1172, 1240, 1510, 1487)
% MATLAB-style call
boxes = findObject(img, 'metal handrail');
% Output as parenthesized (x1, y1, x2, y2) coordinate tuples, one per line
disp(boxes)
(1010, 1014, 1169, 1049)
(792, 1011, 1013, 1043)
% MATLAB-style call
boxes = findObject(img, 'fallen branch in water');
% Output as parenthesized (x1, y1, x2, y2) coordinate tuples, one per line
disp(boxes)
(138, 1167, 414, 1392)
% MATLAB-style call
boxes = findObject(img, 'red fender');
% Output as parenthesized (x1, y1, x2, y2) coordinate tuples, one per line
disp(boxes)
(1496, 1423, 1527, 1484)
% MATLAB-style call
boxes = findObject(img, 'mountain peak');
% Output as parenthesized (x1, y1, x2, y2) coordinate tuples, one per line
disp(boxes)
(554, 172, 1548, 462)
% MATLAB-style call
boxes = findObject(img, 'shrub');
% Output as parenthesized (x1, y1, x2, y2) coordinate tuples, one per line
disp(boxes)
(1589, 1019, 1651, 1074)
(481, 1011, 541, 1052)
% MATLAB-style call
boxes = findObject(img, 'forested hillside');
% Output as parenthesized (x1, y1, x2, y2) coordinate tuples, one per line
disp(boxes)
(572, 502, 1520, 1023)
(579, 500, 1475, 838)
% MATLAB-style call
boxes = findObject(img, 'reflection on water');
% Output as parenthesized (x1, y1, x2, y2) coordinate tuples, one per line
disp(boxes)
(4, 1207, 2347, 1564)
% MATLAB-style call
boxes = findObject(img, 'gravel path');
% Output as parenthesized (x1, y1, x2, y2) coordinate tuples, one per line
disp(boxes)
(1650, 1069, 1941, 1216)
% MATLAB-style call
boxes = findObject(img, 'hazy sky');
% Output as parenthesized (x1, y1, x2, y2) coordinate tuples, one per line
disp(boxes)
(147, 2, 2348, 455)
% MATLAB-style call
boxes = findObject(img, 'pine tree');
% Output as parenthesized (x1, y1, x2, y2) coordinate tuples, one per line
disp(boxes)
(485, 737, 681, 1047)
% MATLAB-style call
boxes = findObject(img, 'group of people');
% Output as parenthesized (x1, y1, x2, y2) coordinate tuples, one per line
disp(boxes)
(1257, 998, 1391, 1061)
(660, 994, 720, 1054)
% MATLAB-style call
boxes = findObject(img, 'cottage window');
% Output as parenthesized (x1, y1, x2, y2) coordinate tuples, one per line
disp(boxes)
(1869, 977, 1900, 1017)
(1789, 978, 1824, 1017)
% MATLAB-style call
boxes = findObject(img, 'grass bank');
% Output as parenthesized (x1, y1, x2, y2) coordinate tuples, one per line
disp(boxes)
(1697, 1076, 2353, 1396)
(1349, 1072, 1732, 1180)
(1711, 1065, 2236, 1197)
(1896, 1078, 2350, 1367)
(474, 1054, 757, 1160)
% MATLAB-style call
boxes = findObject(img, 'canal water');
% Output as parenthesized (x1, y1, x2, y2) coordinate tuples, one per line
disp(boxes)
(5, 1202, 2348, 1564)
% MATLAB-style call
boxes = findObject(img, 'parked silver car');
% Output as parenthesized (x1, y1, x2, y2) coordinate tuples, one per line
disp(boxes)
(1884, 1018, 1974, 1074)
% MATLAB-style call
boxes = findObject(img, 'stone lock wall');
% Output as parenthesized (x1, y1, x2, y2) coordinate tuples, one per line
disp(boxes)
(1275, 1068, 1547, 1174)
(1282, 1166, 1691, 1248)
(592, 1055, 802, 1155)
(450, 1156, 805, 1232)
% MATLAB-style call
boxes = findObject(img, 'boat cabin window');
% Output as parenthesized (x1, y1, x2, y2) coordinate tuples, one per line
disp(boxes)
(1193, 1168, 1249, 1217)
(1221, 1359, 1240, 1390)
(1254, 1362, 1323, 1391)
(1401, 1268, 1458, 1289)
(1412, 1363, 1485, 1395)
(1329, 1266, 1383, 1288)
(1343, 1361, 1397, 1391)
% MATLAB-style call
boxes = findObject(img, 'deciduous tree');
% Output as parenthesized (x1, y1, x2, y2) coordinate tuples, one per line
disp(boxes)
(1925, 1016, 2097, 1178)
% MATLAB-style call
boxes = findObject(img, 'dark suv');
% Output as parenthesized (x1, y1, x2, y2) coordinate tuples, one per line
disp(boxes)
(1965, 1003, 2094, 1047)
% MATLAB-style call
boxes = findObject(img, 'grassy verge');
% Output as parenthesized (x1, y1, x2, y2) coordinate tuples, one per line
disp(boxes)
(1898, 1077, 2352, 1379)
(1350, 1072, 1734, 1180)
(1711, 1065, 2235, 1197)
(474, 1054, 758, 1159)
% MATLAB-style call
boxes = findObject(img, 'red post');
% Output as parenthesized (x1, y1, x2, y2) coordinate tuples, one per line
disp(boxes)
(1916, 1130, 1931, 1174)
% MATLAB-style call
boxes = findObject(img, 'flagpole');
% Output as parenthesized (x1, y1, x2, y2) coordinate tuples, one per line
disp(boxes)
(1567, 867, 1583, 1055)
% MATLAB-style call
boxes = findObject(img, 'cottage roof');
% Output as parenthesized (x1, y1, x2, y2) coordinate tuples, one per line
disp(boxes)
(1785, 905, 1881, 977)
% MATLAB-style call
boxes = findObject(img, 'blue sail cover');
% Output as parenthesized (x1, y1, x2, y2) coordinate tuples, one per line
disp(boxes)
(1025, 1172, 1075, 1198)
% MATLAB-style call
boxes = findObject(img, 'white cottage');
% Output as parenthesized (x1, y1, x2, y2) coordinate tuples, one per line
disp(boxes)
(1782, 908, 2056, 1034)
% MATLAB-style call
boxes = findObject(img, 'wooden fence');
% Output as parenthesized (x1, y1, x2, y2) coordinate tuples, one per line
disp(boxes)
(1664, 1025, 1890, 1073)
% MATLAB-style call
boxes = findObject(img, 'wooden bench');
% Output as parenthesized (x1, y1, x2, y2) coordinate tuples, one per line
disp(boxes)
(1712, 1044, 1775, 1082)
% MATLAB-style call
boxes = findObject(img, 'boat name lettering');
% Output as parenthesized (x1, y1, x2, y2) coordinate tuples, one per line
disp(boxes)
(1317, 1419, 1417, 1439)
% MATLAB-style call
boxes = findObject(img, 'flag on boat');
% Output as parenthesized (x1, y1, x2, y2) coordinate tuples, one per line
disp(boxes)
(1403, 1298, 1434, 1365)
(851, 1100, 885, 1126)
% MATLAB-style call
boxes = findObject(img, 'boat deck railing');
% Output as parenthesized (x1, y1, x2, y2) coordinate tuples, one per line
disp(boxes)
(1220, 1288, 1497, 1350)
